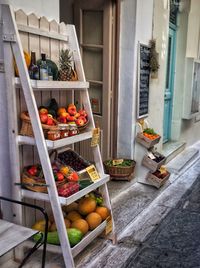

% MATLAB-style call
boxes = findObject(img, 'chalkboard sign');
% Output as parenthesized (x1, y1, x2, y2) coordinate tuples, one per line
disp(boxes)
(137, 43, 151, 118)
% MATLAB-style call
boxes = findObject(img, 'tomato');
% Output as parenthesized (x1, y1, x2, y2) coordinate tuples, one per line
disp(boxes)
(67, 172, 79, 182)
(56, 172, 64, 181)
(28, 165, 38, 176)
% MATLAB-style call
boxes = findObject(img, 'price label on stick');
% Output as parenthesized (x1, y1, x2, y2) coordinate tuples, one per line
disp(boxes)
(112, 159, 124, 166)
(86, 165, 100, 182)
(91, 127, 100, 147)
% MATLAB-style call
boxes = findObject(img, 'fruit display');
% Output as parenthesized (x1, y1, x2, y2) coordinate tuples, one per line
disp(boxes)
(103, 159, 136, 178)
(58, 149, 91, 171)
(152, 166, 169, 179)
(33, 191, 110, 247)
(142, 128, 160, 140)
(148, 151, 165, 163)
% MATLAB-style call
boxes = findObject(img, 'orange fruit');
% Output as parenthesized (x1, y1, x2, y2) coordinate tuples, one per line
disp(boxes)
(86, 212, 102, 230)
(78, 197, 96, 216)
(95, 206, 110, 220)
(71, 219, 89, 235)
(66, 211, 82, 222)
(57, 107, 67, 116)
(50, 218, 71, 232)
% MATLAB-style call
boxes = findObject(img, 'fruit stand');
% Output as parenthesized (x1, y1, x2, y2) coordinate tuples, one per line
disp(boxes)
(1, 4, 115, 268)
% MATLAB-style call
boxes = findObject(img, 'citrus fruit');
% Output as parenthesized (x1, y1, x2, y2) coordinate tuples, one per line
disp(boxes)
(95, 206, 110, 220)
(66, 211, 82, 222)
(78, 197, 96, 215)
(32, 219, 51, 232)
(86, 212, 102, 230)
(71, 219, 89, 235)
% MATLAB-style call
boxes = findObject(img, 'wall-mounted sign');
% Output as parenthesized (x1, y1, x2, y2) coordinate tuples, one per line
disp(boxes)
(137, 43, 151, 119)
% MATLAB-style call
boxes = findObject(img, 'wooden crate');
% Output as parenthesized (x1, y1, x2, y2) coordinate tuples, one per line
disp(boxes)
(135, 133, 161, 149)
(146, 171, 170, 189)
(142, 153, 166, 172)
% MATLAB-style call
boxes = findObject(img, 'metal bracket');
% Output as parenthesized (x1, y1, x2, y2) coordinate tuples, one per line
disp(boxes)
(2, 34, 16, 42)
(0, 60, 5, 73)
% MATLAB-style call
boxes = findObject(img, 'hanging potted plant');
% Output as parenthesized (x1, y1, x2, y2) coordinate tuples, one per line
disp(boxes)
(149, 39, 160, 79)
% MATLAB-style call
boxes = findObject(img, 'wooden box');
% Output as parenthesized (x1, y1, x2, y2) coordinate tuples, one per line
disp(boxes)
(135, 133, 161, 149)
(146, 171, 170, 189)
(142, 153, 166, 172)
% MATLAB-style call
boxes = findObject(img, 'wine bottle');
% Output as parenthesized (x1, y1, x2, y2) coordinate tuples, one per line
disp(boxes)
(29, 51, 39, 80)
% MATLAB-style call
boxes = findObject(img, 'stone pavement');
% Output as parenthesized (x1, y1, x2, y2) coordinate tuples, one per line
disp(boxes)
(123, 176, 200, 268)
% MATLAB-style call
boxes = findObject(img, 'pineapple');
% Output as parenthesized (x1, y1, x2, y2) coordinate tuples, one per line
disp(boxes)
(58, 49, 78, 81)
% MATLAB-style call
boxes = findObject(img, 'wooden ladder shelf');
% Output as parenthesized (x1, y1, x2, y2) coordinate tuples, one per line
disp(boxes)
(1, 4, 116, 267)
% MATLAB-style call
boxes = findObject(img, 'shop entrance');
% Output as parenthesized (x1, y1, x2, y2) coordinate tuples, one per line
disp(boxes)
(73, 0, 118, 160)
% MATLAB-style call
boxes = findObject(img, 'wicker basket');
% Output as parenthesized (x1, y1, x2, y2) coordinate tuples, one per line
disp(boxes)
(20, 111, 58, 138)
(103, 159, 136, 178)
(21, 167, 67, 193)
(77, 120, 89, 132)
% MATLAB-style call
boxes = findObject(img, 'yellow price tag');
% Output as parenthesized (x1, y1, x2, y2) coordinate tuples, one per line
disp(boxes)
(112, 159, 124, 166)
(91, 128, 100, 147)
(105, 216, 113, 235)
(85, 165, 100, 182)
(159, 165, 167, 174)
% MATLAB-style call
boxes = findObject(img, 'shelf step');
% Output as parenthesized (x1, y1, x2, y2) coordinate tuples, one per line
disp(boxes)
(21, 175, 110, 205)
(15, 78, 89, 90)
(25, 220, 107, 257)
(17, 130, 93, 149)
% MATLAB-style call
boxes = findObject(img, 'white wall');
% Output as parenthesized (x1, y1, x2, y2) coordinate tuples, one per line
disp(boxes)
(2, 0, 60, 21)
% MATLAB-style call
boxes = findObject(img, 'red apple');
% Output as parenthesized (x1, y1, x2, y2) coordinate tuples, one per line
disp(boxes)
(76, 118, 85, 126)
(57, 116, 67, 123)
(67, 104, 77, 116)
(39, 108, 48, 115)
(67, 115, 75, 122)
(40, 114, 48, 124)
(79, 115, 87, 123)
(60, 112, 69, 118)
(78, 109, 87, 117)
(46, 117, 54, 125)
(57, 107, 67, 116)
(74, 113, 80, 119)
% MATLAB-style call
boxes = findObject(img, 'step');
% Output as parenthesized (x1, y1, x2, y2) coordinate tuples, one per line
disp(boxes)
(166, 147, 199, 174)
(162, 141, 186, 163)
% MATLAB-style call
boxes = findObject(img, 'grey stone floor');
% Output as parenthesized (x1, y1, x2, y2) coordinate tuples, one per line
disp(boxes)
(2, 143, 200, 267)
(123, 177, 200, 268)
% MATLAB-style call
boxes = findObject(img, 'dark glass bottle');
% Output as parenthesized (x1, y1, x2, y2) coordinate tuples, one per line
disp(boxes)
(39, 53, 48, 80)
(29, 51, 39, 80)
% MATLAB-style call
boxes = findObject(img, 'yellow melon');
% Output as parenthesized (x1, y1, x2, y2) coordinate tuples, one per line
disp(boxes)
(71, 219, 89, 235)
(66, 211, 82, 222)
(86, 212, 102, 230)
(95, 206, 110, 220)
(78, 197, 96, 216)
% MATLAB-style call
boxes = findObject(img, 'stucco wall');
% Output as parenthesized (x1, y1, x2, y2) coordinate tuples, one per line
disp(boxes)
(3, 0, 60, 21)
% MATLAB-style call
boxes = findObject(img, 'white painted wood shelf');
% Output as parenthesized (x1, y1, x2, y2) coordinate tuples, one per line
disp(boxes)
(21, 175, 110, 206)
(2, 5, 115, 267)
(15, 78, 89, 90)
(25, 220, 107, 257)
(17, 131, 93, 149)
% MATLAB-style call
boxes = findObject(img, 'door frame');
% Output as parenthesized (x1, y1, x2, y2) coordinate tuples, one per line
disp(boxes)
(163, 23, 177, 143)
(74, 0, 120, 159)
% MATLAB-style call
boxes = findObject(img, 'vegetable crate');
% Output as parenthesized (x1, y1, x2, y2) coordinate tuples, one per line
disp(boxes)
(103, 159, 136, 181)
(146, 171, 170, 188)
(136, 132, 161, 149)
(142, 153, 166, 172)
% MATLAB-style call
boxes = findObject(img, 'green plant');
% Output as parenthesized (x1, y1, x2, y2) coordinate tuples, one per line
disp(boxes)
(149, 39, 159, 73)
